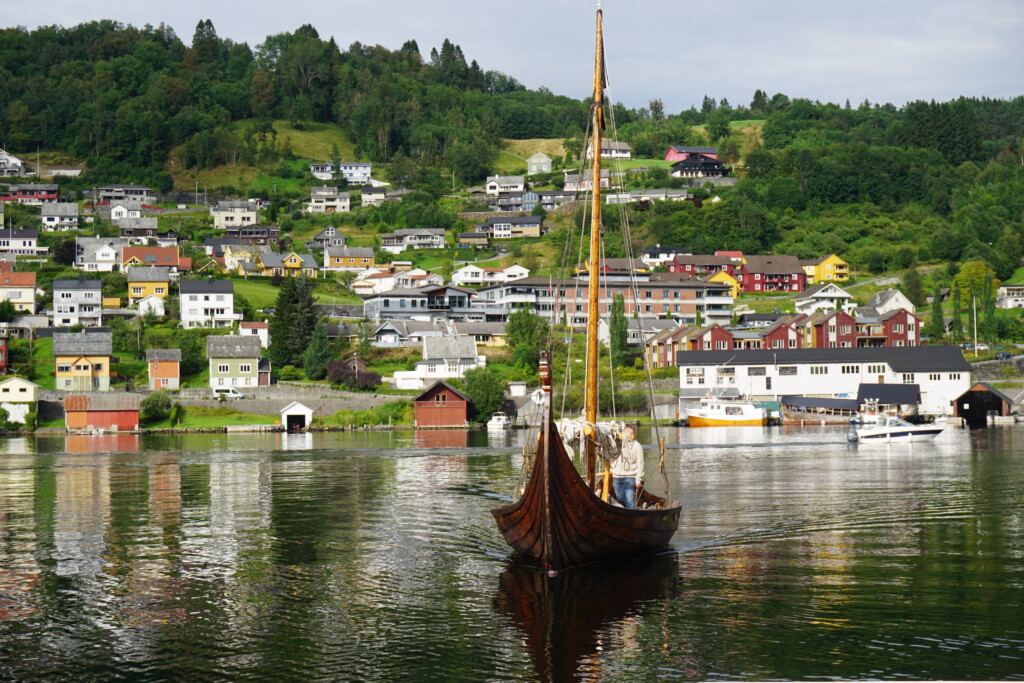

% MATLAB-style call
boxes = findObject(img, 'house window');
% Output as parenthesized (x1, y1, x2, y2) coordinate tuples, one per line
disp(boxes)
(902, 373, 914, 383)
(218, 364, 229, 373)
(57, 364, 71, 373)
(810, 366, 828, 375)
(868, 365, 885, 374)
(929, 373, 941, 381)
(155, 288, 165, 295)
(950, 373, 960, 380)
(93, 363, 103, 371)
(240, 364, 252, 373)
(842, 365, 858, 374)
(779, 366, 798, 376)
(748, 367, 766, 376)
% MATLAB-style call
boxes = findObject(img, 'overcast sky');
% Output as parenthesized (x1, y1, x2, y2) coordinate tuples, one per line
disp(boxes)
(10, 0, 1023, 113)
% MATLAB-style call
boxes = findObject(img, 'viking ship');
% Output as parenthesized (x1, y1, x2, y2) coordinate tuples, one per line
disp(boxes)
(491, 5, 681, 574)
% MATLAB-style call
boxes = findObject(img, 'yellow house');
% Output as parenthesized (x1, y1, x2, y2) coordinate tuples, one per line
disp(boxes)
(801, 254, 849, 284)
(257, 252, 319, 278)
(324, 246, 376, 272)
(53, 331, 114, 392)
(125, 266, 171, 305)
(706, 269, 741, 298)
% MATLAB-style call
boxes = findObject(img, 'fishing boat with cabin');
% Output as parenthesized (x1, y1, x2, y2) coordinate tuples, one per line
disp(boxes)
(491, 3, 681, 574)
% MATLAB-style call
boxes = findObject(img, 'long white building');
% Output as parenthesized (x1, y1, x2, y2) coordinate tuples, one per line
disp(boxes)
(676, 346, 972, 416)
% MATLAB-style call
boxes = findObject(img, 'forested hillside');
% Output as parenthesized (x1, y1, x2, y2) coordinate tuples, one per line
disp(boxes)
(2, 19, 1023, 282)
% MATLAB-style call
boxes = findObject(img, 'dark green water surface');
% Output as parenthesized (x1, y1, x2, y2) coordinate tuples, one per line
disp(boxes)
(0, 425, 1021, 680)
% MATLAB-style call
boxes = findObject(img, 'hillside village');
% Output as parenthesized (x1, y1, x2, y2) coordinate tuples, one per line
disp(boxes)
(0, 21, 1021, 432)
(0, 138, 1019, 432)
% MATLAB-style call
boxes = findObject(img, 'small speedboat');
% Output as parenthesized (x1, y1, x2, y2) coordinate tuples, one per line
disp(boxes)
(486, 412, 512, 430)
(854, 415, 943, 443)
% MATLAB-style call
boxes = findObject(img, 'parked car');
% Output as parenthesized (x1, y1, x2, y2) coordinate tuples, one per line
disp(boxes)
(976, 343, 991, 351)
(212, 387, 244, 399)
(961, 343, 974, 351)
(995, 351, 1012, 360)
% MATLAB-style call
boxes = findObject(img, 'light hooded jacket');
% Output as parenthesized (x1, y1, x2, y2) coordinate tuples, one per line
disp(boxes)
(611, 437, 644, 483)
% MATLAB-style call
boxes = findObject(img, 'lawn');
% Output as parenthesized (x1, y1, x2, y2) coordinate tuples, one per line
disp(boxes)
(146, 406, 280, 429)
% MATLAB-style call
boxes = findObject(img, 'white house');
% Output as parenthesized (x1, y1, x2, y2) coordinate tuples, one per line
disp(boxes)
(639, 245, 690, 268)
(109, 201, 143, 223)
(0, 229, 47, 256)
(586, 140, 632, 159)
(451, 264, 529, 287)
(76, 237, 130, 272)
(867, 289, 916, 316)
(304, 186, 351, 213)
(794, 283, 858, 315)
(598, 318, 678, 346)
(52, 278, 103, 327)
(136, 295, 166, 317)
(240, 321, 270, 348)
(40, 203, 79, 231)
(996, 286, 1024, 309)
(485, 175, 525, 195)
(393, 336, 486, 390)
(0, 376, 39, 425)
(212, 201, 259, 231)
(394, 269, 443, 289)
(0, 149, 26, 176)
(380, 228, 445, 254)
(677, 346, 971, 416)
(310, 161, 372, 184)
(179, 279, 241, 329)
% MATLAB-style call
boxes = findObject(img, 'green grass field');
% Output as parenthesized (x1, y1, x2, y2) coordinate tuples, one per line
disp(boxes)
(232, 277, 361, 308)
(147, 406, 280, 429)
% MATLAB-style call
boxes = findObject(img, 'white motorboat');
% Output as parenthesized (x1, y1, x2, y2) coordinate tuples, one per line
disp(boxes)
(486, 412, 512, 430)
(854, 415, 943, 443)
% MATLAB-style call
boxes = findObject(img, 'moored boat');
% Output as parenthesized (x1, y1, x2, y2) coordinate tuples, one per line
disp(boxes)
(486, 412, 512, 430)
(491, 5, 681, 574)
(687, 396, 765, 427)
(854, 414, 943, 443)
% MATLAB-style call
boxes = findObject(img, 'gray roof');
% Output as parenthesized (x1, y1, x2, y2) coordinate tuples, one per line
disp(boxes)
(119, 216, 159, 231)
(53, 331, 112, 357)
(206, 335, 261, 359)
(453, 322, 507, 336)
(423, 335, 478, 360)
(146, 348, 182, 362)
(41, 202, 78, 217)
(675, 346, 973, 372)
(78, 237, 129, 262)
(324, 246, 374, 259)
(53, 278, 102, 291)
(126, 266, 171, 282)
(180, 278, 234, 294)
(866, 289, 908, 308)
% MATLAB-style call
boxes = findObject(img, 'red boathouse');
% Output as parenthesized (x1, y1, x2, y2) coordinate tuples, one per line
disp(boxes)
(413, 380, 469, 428)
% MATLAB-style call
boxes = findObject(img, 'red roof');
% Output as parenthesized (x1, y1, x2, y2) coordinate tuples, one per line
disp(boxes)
(240, 321, 268, 329)
(122, 247, 181, 266)
(0, 272, 36, 287)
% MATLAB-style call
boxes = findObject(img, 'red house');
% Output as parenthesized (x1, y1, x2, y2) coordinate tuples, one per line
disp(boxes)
(685, 324, 734, 351)
(668, 255, 739, 277)
(664, 146, 718, 162)
(0, 184, 59, 205)
(413, 381, 469, 427)
(64, 393, 141, 432)
(881, 309, 921, 347)
(737, 255, 806, 293)
(809, 310, 858, 349)
(0, 337, 7, 374)
(761, 320, 802, 350)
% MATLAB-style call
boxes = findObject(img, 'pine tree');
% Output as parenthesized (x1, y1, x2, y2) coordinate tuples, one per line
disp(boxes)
(902, 260, 925, 307)
(609, 294, 629, 367)
(922, 287, 946, 340)
(950, 281, 964, 343)
(302, 322, 334, 380)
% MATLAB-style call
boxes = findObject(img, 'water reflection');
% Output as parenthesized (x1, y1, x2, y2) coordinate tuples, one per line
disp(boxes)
(494, 554, 678, 682)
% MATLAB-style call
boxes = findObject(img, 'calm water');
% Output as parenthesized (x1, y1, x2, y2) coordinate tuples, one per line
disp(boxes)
(0, 425, 1021, 681)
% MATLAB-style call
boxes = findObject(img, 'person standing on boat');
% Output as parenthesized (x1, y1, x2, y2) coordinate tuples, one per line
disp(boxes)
(611, 427, 644, 508)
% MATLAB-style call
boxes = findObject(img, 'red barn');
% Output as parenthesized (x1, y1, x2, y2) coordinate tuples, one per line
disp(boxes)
(413, 381, 469, 427)
(64, 393, 141, 432)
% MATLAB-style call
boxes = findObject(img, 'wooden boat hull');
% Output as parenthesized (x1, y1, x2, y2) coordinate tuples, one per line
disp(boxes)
(687, 414, 765, 427)
(491, 421, 681, 574)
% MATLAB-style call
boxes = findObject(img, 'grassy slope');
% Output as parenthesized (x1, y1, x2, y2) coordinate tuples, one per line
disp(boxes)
(171, 120, 359, 191)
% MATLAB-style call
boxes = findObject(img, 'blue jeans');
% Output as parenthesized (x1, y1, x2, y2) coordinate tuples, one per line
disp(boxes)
(613, 477, 637, 509)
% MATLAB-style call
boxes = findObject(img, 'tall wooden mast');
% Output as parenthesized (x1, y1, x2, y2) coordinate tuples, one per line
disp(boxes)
(584, 6, 606, 490)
